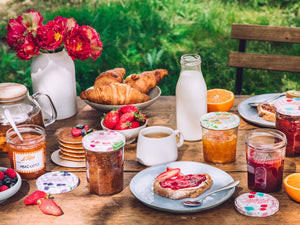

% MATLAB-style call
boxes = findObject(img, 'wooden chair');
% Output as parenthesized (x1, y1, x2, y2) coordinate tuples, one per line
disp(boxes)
(228, 23, 300, 95)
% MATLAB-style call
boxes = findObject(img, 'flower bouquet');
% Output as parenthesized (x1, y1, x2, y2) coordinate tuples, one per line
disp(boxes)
(6, 10, 103, 61)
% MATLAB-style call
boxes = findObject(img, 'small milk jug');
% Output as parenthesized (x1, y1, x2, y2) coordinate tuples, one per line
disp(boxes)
(176, 54, 207, 141)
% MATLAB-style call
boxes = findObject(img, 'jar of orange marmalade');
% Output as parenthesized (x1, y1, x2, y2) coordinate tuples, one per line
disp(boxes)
(200, 112, 240, 164)
(6, 124, 46, 179)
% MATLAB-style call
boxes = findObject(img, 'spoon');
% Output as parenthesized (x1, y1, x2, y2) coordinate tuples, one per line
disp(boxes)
(182, 180, 240, 207)
(4, 109, 24, 142)
(248, 93, 285, 107)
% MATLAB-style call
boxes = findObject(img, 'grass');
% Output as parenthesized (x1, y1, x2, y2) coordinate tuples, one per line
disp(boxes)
(0, 0, 299, 95)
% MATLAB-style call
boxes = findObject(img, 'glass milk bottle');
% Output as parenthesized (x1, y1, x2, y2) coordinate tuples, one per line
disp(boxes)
(176, 54, 207, 141)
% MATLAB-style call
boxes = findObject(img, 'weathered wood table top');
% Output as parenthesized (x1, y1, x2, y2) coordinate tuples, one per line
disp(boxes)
(1, 96, 300, 225)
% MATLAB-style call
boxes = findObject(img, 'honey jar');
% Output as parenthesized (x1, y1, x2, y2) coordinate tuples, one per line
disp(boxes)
(200, 112, 240, 164)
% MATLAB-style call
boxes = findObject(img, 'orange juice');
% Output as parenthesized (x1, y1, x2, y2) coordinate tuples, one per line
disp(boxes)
(6, 125, 46, 179)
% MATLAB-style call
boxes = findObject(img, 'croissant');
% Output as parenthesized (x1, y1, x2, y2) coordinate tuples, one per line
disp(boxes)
(94, 68, 126, 88)
(80, 83, 151, 105)
(124, 69, 168, 93)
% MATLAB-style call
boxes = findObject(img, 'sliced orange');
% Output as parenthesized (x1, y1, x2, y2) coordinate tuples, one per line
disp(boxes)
(284, 173, 300, 202)
(207, 89, 234, 112)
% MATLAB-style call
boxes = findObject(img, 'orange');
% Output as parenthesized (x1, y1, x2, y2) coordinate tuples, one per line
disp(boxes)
(284, 173, 300, 203)
(207, 89, 234, 112)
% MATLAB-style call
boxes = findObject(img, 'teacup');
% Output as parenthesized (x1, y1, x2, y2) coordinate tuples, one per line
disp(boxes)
(136, 126, 184, 166)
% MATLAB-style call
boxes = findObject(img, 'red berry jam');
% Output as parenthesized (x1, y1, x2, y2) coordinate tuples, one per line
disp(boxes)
(159, 174, 207, 190)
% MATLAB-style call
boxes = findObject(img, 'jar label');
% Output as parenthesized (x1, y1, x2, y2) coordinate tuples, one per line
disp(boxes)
(13, 149, 45, 173)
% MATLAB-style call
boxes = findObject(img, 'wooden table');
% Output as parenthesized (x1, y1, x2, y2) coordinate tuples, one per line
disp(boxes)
(1, 96, 300, 225)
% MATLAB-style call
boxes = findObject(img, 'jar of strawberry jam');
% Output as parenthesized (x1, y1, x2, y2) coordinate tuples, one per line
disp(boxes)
(200, 112, 240, 164)
(274, 97, 300, 157)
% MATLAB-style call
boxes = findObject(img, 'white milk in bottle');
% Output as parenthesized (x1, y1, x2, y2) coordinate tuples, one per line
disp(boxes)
(176, 54, 207, 141)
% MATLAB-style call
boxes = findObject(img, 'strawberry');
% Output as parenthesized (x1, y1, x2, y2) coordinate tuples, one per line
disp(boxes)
(24, 190, 49, 205)
(119, 105, 138, 114)
(0, 171, 4, 180)
(83, 125, 89, 131)
(131, 121, 140, 128)
(114, 121, 131, 130)
(5, 168, 16, 178)
(37, 198, 62, 216)
(135, 111, 147, 123)
(104, 109, 120, 129)
(71, 128, 82, 137)
(119, 112, 135, 124)
(155, 168, 181, 181)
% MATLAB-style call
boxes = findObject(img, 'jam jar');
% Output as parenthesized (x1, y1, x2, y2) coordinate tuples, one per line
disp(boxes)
(0, 83, 57, 152)
(274, 97, 300, 157)
(200, 112, 240, 164)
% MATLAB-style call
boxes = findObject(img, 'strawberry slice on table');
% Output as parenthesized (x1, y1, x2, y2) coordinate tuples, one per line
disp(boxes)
(24, 190, 49, 205)
(119, 105, 138, 114)
(37, 198, 62, 216)
(155, 168, 181, 181)
(104, 108, 120, 129)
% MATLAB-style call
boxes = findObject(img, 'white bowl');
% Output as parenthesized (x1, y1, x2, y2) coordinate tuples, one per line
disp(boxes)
(83, 86, 161, 112)
(0, 167, 22, 204)
(101, 119, 147, 144)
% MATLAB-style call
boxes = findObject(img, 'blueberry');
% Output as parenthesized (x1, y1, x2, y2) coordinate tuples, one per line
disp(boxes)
(8, 183, 15, 188)
(87, 128, 94, 134)
(11, 177, 17, 183)
(0, 180, 3, 186)
(3, 177, 11, 185)
(76, 124, 85, 129)
(81, 129, 87, 136)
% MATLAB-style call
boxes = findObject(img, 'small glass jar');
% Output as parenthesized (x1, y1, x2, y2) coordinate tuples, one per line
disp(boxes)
(6, 124, 46, 179)
(82, 130, 125, 195)
(245, 129, 286, 193)
(200, 112, 240, 164)
(274, 97, 300, 157)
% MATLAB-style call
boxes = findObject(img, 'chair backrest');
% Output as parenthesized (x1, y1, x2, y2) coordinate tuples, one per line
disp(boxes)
(228, 23, 300, 94)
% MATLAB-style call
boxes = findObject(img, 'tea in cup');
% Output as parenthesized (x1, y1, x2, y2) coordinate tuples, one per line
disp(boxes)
(136, 126, 184, 166)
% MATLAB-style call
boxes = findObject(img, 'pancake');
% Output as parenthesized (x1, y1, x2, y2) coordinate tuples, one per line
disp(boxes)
(59, 141, 83, 149)
(58, 150, 85, 162)
(59, 145, 85, 154)
(60, 149, 85, 158)
(57, 127, 83, 145)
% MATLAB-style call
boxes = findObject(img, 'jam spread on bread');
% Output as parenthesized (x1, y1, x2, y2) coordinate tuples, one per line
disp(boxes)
(159, 174, 207, 190)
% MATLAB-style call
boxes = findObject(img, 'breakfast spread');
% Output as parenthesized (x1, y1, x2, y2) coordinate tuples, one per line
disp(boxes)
(56, 125, 94, 162)
(153, 167, 212, 200)
(80, 68, 168, 105)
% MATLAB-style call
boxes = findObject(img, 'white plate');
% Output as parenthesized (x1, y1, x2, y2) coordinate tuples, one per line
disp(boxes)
(51, 150, 86, 168)
(238, 93, 283, 128)
(83, 86, 161, 112)
(130, 161, 235, 213)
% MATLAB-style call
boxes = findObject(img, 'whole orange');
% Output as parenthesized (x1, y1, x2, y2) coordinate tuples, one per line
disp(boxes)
(207, 89, 234, 112)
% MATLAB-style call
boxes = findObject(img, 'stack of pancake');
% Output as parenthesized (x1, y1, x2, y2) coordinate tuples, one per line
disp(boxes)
(57, 127, 85, 162)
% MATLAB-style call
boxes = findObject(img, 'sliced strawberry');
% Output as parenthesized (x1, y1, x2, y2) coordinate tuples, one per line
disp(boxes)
(24, 190, 49, 205)
(103, 109, 120, 129)
(119, 105, 138, 114)
(71, 128, 82, 137)
(37, 198, 62, 216)
(155, 168, 181, 181)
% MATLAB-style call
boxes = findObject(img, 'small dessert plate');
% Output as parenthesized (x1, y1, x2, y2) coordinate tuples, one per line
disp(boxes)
(51, 150, 85, 168)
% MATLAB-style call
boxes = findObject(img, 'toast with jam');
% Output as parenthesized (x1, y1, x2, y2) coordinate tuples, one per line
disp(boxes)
(153, 167, 212, 200)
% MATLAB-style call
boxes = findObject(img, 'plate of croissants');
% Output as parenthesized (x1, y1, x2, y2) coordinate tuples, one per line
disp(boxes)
(80, 68, 167, 112)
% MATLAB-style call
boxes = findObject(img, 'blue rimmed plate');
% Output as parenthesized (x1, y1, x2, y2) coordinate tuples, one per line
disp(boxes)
(130, 161, 236, 213)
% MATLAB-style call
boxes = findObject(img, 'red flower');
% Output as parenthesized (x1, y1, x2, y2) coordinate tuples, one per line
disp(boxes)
(81, 25, 103, 60)
(6, 18, 27, 47)
(19, 10, 43, 33)
(37, 20, 64, 50)
(64, 26, 92, 60)
(15, 34, 39, 60)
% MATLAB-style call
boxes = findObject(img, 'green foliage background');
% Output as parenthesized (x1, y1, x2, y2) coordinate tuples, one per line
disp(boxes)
(0, 0, 299, 95)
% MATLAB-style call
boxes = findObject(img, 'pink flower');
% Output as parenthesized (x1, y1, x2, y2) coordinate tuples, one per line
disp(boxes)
(54, 16, 78, 32)
(18, 10, 43, 34)
(82, 25, 103, 60)
(37, 20, 64, 50)
(64, 26, 92, 60)
(6, 18, 27, 47)
(15, 34, 39, 60)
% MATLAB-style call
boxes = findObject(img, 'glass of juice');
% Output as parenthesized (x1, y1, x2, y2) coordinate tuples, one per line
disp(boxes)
(82, 130, 125, 195)
(200, 112, 240, 164)
(6, 124, 46, 179)
(245, 129, 286, 193)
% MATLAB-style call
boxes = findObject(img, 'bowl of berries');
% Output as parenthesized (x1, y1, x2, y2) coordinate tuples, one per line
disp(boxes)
(101, 105, 148, 144)
(0, 167, 22, 203)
